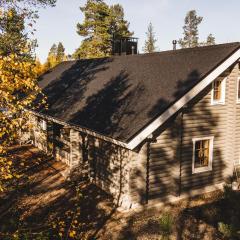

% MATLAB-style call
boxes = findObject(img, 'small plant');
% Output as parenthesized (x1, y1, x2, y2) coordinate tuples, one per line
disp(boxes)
(218, 222, 234, 238)
(159, 213, 174, 240)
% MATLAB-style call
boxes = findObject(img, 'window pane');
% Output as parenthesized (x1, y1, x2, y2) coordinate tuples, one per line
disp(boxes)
(203, 139, 209, 149)
(194, 139, 210, 168)
(213, 80, 222, 101)
(195, 141, 201, 151)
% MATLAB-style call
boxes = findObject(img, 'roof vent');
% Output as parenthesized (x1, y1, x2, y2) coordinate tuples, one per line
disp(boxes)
(172, 40, 177, 50)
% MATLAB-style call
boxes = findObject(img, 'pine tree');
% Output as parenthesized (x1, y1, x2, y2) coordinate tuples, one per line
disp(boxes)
(49, 43, 57, 57)
(206, 33, 216, 46)
(0, 8, 29, 57)
(179, 10, 203, 48)
(44, 43, 58, 69)
(143, 22, 157, 53)
(1, 0, 56, 9)
(73, 0, 133, 59)
(44, 42, 67, 70)
(56, 42, 65, 63)
(109, 4, 133, 39)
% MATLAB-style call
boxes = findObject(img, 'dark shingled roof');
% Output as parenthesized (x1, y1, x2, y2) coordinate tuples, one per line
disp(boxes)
(38, 42, 240, 142)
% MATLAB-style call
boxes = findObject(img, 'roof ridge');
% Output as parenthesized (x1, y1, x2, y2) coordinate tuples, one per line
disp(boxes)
(54, 42, 240, 65)
(136, 42, 240, 57)
(60, 42, 240, 63)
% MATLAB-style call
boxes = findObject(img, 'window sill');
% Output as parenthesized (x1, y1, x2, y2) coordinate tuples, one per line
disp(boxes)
(211, 101, 225, 106)
(192, 166, 212, 174)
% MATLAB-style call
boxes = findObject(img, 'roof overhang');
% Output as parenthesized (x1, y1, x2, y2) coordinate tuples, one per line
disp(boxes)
(31, 48, 240, 151)
(30, 110, 129, 149)
(126, 48, 240, 150)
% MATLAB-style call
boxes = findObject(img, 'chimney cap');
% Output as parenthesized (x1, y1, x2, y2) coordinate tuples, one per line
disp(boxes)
(172, 40, 177, 50)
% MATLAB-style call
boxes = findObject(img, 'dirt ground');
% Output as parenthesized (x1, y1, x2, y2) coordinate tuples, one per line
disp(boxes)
(0, 145, 239, 239)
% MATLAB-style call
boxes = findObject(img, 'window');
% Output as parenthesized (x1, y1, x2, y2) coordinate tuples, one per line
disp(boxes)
(211, 78, 226, 105)
(237, 77, 240, 103)
(192, 137, 214, 174)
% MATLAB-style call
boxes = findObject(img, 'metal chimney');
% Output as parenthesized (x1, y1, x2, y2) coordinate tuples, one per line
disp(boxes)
(131, 45, 135, 55)
(112, 36, 138, 56)
(172, 40, 177, 50)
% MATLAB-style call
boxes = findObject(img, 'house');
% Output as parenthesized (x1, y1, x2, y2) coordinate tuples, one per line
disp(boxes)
(28, 42, 240, 209)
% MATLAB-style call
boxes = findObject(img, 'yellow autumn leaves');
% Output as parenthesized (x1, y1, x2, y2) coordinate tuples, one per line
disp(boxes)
(50, 185, 84, 239)
(0, 53, 43, 191)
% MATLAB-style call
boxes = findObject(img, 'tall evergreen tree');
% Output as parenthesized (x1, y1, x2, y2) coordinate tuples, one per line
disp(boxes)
(0, 8, 29, 57)
(179, 10, 216, 48)
(74, 0, 133, 59)
(44, 43, 57, 69)
(179, 10, 203, 48)
(205, 33, 216, 46)
(49, 43, 57, 57)
(109, 4, 133, 39)
(143, 22, 157, 53)
(1, 0, 56, 9)
(44, 42, 67, 70)
(56, 42, 65, 63)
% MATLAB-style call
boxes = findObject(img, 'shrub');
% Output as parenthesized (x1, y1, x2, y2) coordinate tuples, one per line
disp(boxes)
(159, 213, 174, 240)
(218, 222, 235, 239)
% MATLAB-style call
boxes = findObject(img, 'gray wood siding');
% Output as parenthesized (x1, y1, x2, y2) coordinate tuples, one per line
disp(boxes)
(235, 65, 240, 165)
(147, 63, 240, 199)
(148, 116, 181, 200)
(87, 136, 132, 207)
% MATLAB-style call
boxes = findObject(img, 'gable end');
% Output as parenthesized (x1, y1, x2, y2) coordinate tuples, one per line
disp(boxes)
(127, 48, 240, 150)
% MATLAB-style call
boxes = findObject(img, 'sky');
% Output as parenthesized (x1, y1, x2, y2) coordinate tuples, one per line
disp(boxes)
(35, 0, 240, 63)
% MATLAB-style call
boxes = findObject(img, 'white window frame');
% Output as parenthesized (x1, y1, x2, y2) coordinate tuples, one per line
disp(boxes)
(192, 136, 214, 174)
(211, 77, 226, 105)
(237, 77, 240, 104)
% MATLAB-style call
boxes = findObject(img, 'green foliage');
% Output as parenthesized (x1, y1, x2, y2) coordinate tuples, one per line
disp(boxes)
(179, 10, 216, 48)
(74, 0, 133, 59)
(0, 8, 29, 57)
(109, 4, 132, 39)
(1, 0, 56, 9)
(44, 42, 67, 70)
(159, 213, 174, 240)
(0, 0, 56, 56)
(206, 33, 216, 46)
(218, 222, 235, 238)
(179, 10, 203, 48)
(143, 22, 157, 53)
(56, 42, 65, 63)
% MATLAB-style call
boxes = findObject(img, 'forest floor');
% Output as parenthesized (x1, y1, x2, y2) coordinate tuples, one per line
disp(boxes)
(0, 145, 240, 240)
